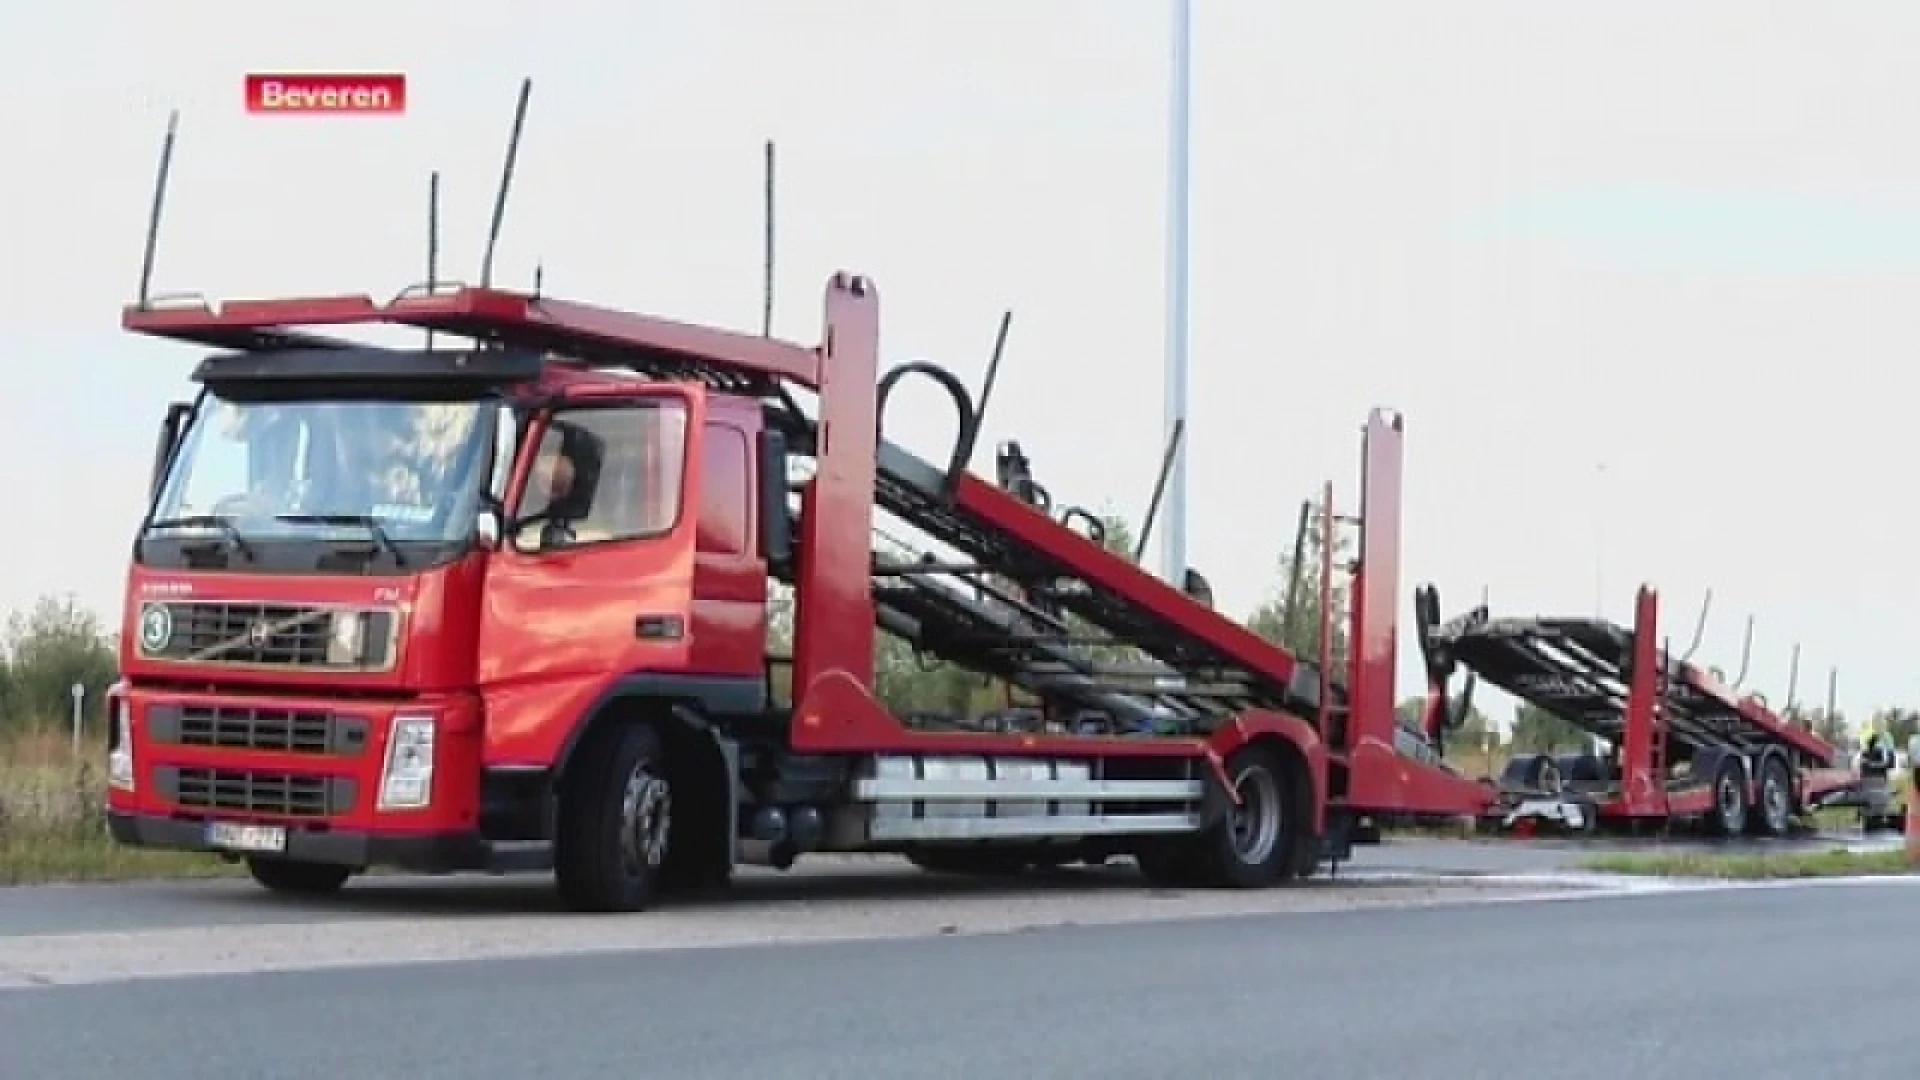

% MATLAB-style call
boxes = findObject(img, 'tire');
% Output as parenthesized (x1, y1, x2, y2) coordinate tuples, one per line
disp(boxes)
(1566, 797, 1600, 835)
(246, 857, 352, 896)
(554, 723, 673, 913)
(1203, 746, 1302, 888)
(656, 737, 734, 896)
(1707, 757, 1749, 837)
(1500, 753, 1563, 795)
(1753, 757, 1795, 837)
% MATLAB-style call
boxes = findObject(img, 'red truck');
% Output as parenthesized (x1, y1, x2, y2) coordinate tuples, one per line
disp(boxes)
(1417, 586, 1860, 837)
(102, 260, 1511, 910)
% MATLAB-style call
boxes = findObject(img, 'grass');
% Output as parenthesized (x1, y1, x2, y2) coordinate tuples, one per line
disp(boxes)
(1579, 846, 1914, 880)
(0, 730, 240, 886)
(0, 726, 1906, 887)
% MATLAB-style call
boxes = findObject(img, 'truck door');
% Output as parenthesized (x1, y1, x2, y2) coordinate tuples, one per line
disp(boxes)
(688, 403, 769, 678)
(476, 389, 703, 767)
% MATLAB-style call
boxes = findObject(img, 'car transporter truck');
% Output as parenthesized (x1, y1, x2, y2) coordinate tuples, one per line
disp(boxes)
(101, 105, 1855, 913)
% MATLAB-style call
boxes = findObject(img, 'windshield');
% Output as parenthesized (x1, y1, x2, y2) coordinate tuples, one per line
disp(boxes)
(150, 395, 495, 545)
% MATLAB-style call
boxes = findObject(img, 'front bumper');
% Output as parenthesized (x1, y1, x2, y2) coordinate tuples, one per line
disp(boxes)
(106, 685, 485, 835)
(107, 811, 493, 871)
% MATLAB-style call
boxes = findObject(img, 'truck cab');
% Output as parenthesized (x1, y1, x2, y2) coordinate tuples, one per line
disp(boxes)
(111, 339, 786, 905)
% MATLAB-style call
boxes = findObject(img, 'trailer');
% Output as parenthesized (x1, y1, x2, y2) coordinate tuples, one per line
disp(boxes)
(1416, 586, 1858, 837)
(103, 91, 1499, 910)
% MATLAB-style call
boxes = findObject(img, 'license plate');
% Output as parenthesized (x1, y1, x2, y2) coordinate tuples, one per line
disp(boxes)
(205, 821, 287, 854)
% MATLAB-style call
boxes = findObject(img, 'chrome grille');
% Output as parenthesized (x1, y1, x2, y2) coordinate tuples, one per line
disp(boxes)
(158, 766, 354, 818)
(135, 600, 396, 671)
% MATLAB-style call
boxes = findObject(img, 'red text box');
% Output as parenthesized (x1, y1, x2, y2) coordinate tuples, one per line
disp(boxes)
(245, 74, 407, 115)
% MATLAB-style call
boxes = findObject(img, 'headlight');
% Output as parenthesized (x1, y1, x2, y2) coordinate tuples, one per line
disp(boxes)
(326, 611, 366, 666)
(376, 714, 436, 810)
(107, 699, 134, 791)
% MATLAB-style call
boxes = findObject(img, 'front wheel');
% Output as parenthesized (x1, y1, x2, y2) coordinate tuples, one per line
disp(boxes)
(554, 723, 674, 913)
(246, 857, 353, 896)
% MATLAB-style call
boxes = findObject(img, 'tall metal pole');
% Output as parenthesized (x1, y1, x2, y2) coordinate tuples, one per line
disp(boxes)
(1593, 462, 1607, 617)
(1159, 0, 1193, 584)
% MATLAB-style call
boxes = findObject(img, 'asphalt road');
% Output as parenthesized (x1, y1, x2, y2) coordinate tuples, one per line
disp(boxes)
(0, 833, 1888, 938)
(3, 876, 1910, 1079)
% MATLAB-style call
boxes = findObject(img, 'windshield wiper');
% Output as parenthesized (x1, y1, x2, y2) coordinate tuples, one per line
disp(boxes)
(147, 515, 254, 561)
(274, 513, 408, 567)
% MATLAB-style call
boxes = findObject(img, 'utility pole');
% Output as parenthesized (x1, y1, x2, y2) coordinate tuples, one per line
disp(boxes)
(1159, 0, 1193, 584)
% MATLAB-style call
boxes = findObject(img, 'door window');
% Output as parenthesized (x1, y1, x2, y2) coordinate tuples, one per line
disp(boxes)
(513, 400, 689, 553)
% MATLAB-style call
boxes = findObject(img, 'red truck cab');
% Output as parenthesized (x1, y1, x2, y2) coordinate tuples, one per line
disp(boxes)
(109, 325, 784, 908)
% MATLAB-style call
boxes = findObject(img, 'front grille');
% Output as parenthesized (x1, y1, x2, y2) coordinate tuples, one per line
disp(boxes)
(157, 766, 355, 818)
(147, 704, 371, 756)
(135, 600, 396, 671)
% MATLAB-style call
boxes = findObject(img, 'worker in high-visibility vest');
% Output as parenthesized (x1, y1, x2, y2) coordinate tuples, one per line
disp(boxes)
(1858, 731, 1899, 831)
(1861, 732, 1896, 779)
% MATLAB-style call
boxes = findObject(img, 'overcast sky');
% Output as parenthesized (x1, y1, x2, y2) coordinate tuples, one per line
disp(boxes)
(4, 1, 1918, 725)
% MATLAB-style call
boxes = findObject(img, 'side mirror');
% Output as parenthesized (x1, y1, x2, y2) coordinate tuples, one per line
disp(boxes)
(149, 401, 193, 503)
(475, 506, 503, 551)
(507, 517, 542, 554)
(758, 428, 792, 567)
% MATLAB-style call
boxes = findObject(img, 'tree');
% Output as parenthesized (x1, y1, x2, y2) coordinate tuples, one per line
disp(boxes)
(1397, 694, 1496, 756)
(1867, 707, 1919, 748)
(1, 593, 118, 735)
(1804, 707, 1850, 749)
(1509, 703, 1589, 754)
(1245, 496, 1351, 665)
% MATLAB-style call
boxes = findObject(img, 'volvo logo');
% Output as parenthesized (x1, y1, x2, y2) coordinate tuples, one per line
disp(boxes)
(246, 620, 273, 648)
(138, 603, 174, 653)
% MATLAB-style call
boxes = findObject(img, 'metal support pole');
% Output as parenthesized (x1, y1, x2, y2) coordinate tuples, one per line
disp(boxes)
(1593, 462, 1607, 617)
(1159, 0, 1193, 584)
(70, 682, 85, 757)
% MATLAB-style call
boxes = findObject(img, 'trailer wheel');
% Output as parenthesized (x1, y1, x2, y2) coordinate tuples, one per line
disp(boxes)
(1754, 757, 1794, 837)
(1205, 746, 1299, 888)
(1708, 757, 1748, 837)
(554, 722, 672, 913)
(245, 857, 352, 896)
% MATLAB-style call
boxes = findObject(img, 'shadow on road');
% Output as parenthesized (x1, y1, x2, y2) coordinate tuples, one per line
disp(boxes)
(189, 855, 1468, 920)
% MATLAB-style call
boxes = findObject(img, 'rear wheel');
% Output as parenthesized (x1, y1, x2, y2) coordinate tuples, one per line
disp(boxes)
(554, 723, 673, 913)
(1754, 757, 1795, 837)
(1199, 746, 1304, 888)
(1707, 757, 1749, 837)
(246, 857, 352, 896)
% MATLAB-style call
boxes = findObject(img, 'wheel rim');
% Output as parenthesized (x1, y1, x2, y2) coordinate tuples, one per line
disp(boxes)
(1764, 770, 1790, 826)
(619, 764, 673, 877)
(1228, 764, 1282, 866)
(1718, 774, 1743, 823)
